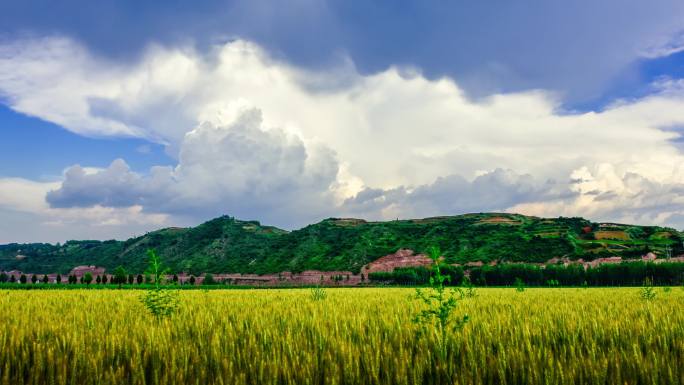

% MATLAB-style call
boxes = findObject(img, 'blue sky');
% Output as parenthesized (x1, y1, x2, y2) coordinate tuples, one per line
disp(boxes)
(1, 0, 684, 242)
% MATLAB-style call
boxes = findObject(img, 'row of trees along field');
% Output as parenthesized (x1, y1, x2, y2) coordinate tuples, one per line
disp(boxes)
(0, 271, 204, 285)
(369, 261, 684, 286)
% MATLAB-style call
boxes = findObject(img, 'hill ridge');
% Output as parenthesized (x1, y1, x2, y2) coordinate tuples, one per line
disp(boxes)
(1, 213, 682, 274)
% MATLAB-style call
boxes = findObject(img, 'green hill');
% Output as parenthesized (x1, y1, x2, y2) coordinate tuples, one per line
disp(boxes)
(1, 213, 682, 274)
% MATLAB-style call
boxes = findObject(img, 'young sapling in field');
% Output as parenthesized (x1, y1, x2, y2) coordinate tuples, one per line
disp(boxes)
(140, 249, 179, 319)
(514, 277, 525, 292)
(640, 277, 656, 301)
(310, 286, 327, 301)
(460, 276, 478, 298)
(413, 246, 469, 360)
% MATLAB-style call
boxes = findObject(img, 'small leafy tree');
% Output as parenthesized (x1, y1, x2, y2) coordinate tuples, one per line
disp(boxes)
(189, 275, 196, 285)
(31, 275, 38, 284)
(140, 249, 179, 319)
(113, 266, 127, 288)
(203, 273, 216, 285)
(640, 277, 656, 301)
(20, 274, 27, 284)
(514, 277, 525, 292)
(10, 275, 16, 283)
(136, 274, 143, 284)
(56, 274, 62, 284)
(172, 274, 179, 284)
(128, 274, 134, 284)
(413, 246, 469, 360)
(0, 273, 8, 283)
(96, 275, 101, 284)
(310, 286, 327, 301)
(83, 272, 93, 285)
(42, 275, 49, 284)
(460, 276, 478, 298)
(101, 275, 108, 284)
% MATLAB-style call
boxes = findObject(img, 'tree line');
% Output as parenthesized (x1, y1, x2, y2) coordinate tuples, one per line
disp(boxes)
(0, 266, 202, 286)
(370, 261, 684, 286)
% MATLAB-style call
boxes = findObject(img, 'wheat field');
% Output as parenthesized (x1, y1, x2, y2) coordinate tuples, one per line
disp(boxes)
(0, 288, 682, 385)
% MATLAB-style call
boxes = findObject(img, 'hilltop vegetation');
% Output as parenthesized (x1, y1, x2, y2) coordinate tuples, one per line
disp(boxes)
(0, 213, 682, 274)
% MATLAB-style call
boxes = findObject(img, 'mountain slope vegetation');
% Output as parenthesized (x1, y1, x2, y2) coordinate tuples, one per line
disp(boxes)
(1, 213, 682, 274)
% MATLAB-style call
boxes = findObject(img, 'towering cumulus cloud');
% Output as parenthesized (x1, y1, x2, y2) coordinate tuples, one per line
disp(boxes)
(47, 104, 340, 227)
(2, 36, 684, 240)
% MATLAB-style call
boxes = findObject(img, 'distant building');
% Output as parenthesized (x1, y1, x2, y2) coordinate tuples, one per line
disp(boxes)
(70, 265, 106, 277)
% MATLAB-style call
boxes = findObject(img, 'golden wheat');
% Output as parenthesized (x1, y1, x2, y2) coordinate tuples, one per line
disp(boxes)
(0, 288, 682, 384)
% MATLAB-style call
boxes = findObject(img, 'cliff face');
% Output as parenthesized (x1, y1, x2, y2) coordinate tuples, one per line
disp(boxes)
(0, 213, 682, 275)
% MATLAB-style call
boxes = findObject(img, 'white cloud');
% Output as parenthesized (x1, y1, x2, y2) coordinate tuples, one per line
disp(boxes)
(46, 104, 340, 228)
(3, 36, 684, 240)
(0, 178, 169, 243)
(639, 30, 684, 59)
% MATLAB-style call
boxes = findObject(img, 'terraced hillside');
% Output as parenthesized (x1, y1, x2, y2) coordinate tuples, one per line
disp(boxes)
(0, 214, 682, 274)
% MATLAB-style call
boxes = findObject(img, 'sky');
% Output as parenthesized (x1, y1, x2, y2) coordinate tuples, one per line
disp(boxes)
(2, 1, 684, 243)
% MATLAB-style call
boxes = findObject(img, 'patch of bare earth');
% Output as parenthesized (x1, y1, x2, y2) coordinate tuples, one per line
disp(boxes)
(476, 216, 522, 225)
(362, 249, 434, 274)
(594, 231, 629, 240)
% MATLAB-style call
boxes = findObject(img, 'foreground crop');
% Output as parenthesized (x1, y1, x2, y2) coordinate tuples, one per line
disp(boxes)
(0, 288, 682, 384)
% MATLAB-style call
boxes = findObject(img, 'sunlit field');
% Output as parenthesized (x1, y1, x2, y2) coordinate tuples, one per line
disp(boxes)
(1, 288, 682, 385)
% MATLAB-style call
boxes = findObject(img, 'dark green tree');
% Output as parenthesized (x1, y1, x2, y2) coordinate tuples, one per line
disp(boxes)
(56, 274, 62, 284)
(0, 272, 7, 283)
(136, 274, 143, 284)
(31, 275, 37, 284)
(113, 266, 127, 288)
(83, 272, 93, 285)
(203, 273, 216, 285)
(42, 275, 49, 284)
